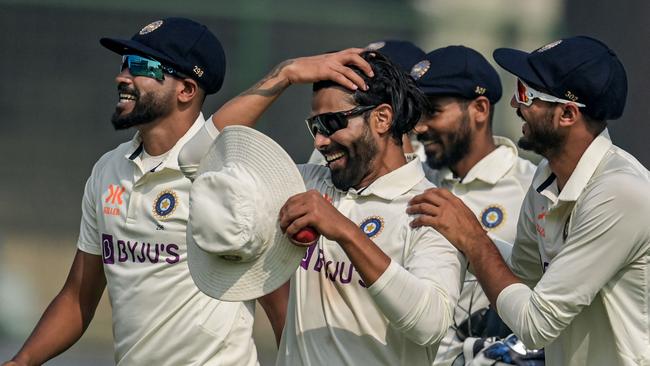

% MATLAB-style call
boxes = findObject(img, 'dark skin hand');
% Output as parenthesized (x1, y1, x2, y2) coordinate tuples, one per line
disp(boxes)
(407, 188, 520, 306)
(278, 190, 391, 287)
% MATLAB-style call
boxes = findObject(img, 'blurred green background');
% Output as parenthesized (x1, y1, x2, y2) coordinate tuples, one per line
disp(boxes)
(1, 0, 648, 364)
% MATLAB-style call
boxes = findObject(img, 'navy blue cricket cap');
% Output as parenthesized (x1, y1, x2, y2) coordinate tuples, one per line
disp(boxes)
(493, 36, 627, 120)
(365, 40, 425, 73)
(414, 45, 502, 104)
(100, 17, 226, 95)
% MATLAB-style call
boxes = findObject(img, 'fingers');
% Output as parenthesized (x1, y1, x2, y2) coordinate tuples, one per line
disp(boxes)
(284, 215, 312, 238)
(331, 64, 367, 91)
(408, 188, 447, 207)
(337, 49, 374, 77)
(409, 213, 440, 229)
(279, 194, 309, 232)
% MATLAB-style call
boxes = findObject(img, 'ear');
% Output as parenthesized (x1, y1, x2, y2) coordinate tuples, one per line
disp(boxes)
(177, 78, 200, 103)
(558, 103, 580, 127)
(469, 96, 490, 127)
(371, 104, 394, 134)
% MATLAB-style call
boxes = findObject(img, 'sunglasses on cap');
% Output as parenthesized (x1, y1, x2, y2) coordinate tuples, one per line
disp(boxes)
(515, 79, 586, 108)
(121, 54, 187, 81)
(305, 105, 377, 138)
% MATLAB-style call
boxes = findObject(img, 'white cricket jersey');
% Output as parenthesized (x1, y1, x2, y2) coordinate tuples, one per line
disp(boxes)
(77, 114, 258, 366)
(277, 158, 465, 366)
(497, 129, 650, 365)
(425, 137, 536, 366)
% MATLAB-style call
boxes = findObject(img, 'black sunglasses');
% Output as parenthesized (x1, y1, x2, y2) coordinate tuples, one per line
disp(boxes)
(305, 105, 377, 138)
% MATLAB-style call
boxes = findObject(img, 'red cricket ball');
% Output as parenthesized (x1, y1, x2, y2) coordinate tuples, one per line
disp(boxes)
(291, 227, 319, 245)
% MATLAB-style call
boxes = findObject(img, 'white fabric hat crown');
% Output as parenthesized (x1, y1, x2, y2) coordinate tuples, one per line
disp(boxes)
(187, 125, 307, 301)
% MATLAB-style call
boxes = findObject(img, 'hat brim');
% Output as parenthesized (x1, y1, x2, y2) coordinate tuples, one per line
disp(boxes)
(493, 48, 545, 88)
(100, 37, 176, 67)
(187, 126, 307, 302)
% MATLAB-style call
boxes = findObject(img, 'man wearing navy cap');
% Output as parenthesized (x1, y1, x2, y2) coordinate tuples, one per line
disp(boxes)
(411, 45, 537, 365)
(408, 36, 650, 365)
(3, 18, 288, 366)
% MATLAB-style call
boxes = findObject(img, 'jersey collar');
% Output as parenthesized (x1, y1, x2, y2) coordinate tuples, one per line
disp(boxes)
(533, 129, 612, 204)
(124, 113, 207, 173)
(348, 158, 425, 200)
(437, 136, 519, 185)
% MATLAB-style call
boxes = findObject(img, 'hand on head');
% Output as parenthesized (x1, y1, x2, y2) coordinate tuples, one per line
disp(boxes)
(282, 48, 373, 91)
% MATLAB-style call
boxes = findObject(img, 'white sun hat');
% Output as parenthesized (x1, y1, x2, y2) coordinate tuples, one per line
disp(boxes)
(187, 125, 307, 301)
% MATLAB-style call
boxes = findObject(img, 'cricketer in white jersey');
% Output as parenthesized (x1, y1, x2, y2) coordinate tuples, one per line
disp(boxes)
(423, 136, 535, 364)
(4, 18, 287, 366)
(276, 159, 465, 365)
(499, 130, 650, 365)
(409, 45, 537, 365)
(178, 49, 466, 366)
(408, 36, 650, 365)
(78, 114, 259, 365)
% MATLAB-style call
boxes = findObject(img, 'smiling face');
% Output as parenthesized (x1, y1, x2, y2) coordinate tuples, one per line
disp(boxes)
(415, 96, 472, 170)
(511, 96, 566, 157)
(310, 87, 379, 191)
(110, 66, 176, 130)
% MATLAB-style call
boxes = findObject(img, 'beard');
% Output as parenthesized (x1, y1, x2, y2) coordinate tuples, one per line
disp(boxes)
(111, 84, 174, 130)
(328, 126, 378, 191)
(517, 108, 565, 157)
(418, 111, 472, 170)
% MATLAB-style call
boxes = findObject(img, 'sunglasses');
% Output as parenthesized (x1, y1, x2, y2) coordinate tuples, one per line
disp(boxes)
(121, 54, 186, 81)
(305, 105, 377, 138)
(515, 79, 586, 107)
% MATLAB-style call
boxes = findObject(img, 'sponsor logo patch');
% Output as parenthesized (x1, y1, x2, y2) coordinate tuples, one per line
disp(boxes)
(103, 184, 125, 216)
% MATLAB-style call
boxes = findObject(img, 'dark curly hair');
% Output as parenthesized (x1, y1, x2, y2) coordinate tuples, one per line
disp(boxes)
(313, 51, 427, 144)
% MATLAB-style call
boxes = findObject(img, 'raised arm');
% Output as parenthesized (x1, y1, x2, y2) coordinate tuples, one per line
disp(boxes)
(4, 250, 106, 366)
(211, 48, 373, 131)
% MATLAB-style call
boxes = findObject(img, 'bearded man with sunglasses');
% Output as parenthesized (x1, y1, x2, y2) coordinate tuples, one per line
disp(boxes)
(180, 50, 465, 365)
(408, 36, 650, 365)
(3, 18, 294, 366)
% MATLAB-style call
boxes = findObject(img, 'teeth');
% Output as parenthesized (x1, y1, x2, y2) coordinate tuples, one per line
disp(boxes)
(119, 93, 137, 101)
(325, 152, 345, 163)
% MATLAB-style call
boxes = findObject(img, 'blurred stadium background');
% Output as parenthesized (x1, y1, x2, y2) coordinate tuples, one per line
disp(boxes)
(1, 0, 647, 364)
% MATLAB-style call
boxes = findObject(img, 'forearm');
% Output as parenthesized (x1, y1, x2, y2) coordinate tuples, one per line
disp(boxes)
(335, 222, 456, 345)
(12, 290, 99, 365)
(368, 261, 455, 345)
(211, 60, 293, 131)
(258, 281, 290, 346)
(465, 234, 521, 307)
(336, 224, 391, 287)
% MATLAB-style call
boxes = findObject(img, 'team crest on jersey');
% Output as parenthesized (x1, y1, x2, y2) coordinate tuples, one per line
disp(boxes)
(139, 20, 163, 35)
(153, 189, 178, 220)
(410, 60, 430, 80)
(360, 216, 384, 238)
(480, 205, 505, 230)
